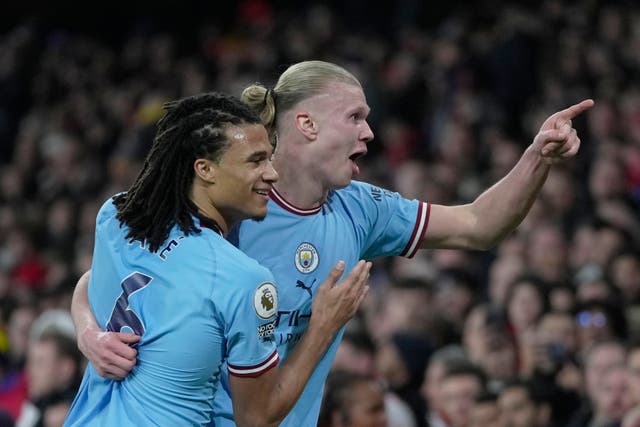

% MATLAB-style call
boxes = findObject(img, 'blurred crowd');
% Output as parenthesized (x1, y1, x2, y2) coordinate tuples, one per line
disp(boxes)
(1, 0, 640, 426)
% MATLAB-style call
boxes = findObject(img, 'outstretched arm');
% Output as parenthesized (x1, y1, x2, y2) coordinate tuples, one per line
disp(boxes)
(422, 99, 594, 250)
(230, 260, 371, 427)
(72, 270, 140, 379)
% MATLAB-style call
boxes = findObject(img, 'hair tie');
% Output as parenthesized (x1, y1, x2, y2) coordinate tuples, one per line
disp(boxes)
(264, 88, 273, 104)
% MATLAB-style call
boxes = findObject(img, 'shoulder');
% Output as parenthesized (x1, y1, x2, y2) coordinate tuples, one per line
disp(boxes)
(229, 245, 273, 282)
(94, 196, 122, 232)
(204, 236, 273, 282)
(96, 196, 118, 221)
(211, 241, 276, 314)
(335, 180, 375, 197)
(331, 180, 405, 209)
(334, 181, 398, 201)
(165, 232, 274, 292)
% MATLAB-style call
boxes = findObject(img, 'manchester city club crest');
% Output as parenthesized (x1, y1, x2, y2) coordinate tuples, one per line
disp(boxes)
(294, 242, 319, 273)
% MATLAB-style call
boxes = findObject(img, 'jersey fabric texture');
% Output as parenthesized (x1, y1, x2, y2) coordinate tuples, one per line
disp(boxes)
(64, 197, 279, 427)
(211, 180, 429, 426)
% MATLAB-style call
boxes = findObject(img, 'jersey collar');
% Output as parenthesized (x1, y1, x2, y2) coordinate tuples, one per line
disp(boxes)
(192, 210, 224, 236)
(270, 187, 323, 216)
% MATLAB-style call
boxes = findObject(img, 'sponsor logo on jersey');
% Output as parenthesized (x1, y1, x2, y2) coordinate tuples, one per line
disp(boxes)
(254, 282, 278, 319)
(370, 185, 394, 201)
(296, 279, 315, 297)
(294, 242, 319, 273)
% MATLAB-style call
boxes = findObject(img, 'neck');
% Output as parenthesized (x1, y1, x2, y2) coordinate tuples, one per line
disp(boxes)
(272, 157, 329, 208)
(190, 185, 230, 236)
(194, 202, 230, 236)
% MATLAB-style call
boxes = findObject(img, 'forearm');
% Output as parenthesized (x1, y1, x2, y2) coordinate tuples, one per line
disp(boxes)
(424, 100, 592, 251)
(234, 323, 337, 427)
(469, 146, 549, 248)
(71, 270, 139, 379)
(72, 270, 100, 334)
(267, 325, 333, 420)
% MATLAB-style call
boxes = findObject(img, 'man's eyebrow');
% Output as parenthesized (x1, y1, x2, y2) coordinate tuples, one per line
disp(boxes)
(247, 150, 270, 160)
(349, 105, 370, 115)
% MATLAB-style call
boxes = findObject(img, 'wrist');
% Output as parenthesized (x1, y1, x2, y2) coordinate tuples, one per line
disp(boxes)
(77, 321, 99, 349)
(524, 144, 553, 170)
(305, 319, 336, 349)
(78, 316, 100, 335)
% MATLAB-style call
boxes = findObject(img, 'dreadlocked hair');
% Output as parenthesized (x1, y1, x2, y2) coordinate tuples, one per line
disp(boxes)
(113, 92, 262, 252)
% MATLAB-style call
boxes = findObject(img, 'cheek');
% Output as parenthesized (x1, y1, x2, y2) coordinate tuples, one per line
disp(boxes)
(318, 144, 343, 165)
(323, 127, 352, 152)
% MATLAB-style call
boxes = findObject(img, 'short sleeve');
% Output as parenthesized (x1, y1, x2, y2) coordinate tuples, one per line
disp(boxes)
(224, 268, 280, 377)
(347, 182, 430, 260)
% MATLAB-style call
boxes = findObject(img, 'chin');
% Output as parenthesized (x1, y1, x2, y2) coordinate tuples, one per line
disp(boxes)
(333, 179, 352, 190)
(249, 209, 268, 222)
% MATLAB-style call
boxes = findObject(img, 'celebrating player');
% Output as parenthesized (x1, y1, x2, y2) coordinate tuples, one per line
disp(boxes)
(63, 91, 370, 427)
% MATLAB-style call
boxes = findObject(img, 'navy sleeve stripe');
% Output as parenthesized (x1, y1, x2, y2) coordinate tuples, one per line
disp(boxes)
(401, 202, 430, 258)
(228, 350, 279, 378)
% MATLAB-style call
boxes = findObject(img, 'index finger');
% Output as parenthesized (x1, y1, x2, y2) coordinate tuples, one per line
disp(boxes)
(554, 99, 594, 127)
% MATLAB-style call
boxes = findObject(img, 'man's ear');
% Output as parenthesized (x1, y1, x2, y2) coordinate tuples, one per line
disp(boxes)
(294, 112, 318, 141)
(194, 158, 216, 183)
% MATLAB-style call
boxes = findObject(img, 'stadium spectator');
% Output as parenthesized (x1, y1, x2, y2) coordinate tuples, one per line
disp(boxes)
(567, 339, 627, 427)
(437, 363, 487, 427)
(318, 370, 387, 427)
(332, 326, 419, 427)
(17, 329, 82, 427)
(469, 390, 501, 427)
(497, 379, 553, 427)
(375, 332, 431, 424)
(420, 345, 469, 427)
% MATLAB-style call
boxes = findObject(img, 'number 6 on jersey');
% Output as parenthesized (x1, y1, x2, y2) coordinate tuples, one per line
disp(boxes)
(107, 272, 153, 340)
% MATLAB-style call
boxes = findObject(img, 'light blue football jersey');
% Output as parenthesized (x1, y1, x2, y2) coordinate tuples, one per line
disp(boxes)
(212, 181, 429, 426)
(64, 198, 279, 427)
